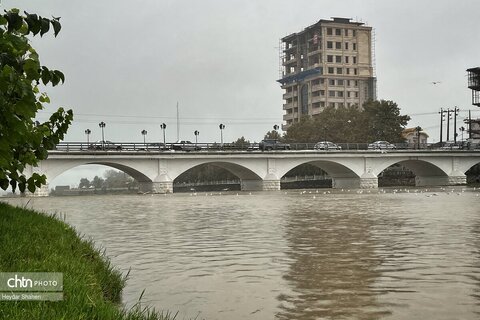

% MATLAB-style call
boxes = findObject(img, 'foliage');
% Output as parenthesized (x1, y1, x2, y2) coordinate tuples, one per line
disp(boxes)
(232, 136, 250, 148)
(78, 177, 90, 189)
(264, 130, 282, 140)
(0, 203, 178, 319)
(176, 164, 237, 183)
(0, 8, 73, 193)
(78, 170, 137, 189)
(284, 100, 410, 143)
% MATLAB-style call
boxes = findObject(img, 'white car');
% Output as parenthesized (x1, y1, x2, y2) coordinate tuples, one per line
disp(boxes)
(314, 141, 342, 150)
(368, 141, 396, 150)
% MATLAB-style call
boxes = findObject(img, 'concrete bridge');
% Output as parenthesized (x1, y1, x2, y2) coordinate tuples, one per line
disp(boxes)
(27, 149, 480, 196)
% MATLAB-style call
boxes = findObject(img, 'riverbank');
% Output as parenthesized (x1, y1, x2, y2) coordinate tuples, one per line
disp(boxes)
(0, 202, 173, 320)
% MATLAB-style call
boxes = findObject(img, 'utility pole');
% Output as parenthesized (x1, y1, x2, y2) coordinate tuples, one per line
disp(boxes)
(469, 110, 472, 140)
(446, 108, 451, 141)
(176, 102, 179, 141)
(453, 106, 459, 143)
(439, 108, 447, 144)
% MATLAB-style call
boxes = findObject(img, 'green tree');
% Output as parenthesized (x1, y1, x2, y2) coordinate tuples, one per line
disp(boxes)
(232, 136, 250, 148)
(363, 100, 410, 143)
(284, 101, 410, 143)
(0, 8, 73, 193)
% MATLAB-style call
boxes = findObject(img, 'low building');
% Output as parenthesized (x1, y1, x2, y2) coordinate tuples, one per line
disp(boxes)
(402, 127, 429, 148)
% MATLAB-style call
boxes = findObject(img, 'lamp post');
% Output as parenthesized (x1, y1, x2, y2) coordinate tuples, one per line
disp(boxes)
(459, 126, 465, 143)
(141, 129, 147, 147)
(194, 130, 199, 146)
(219, 124, 225, 146)
(85, 129, 91, 144)
(160, 123, 167, 149)
(98, 121, 106, 149)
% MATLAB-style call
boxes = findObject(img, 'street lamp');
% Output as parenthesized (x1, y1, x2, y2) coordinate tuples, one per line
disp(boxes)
(273, 124, 279, 131)
(160, 123, 167, 149)
(141, 129, 147, 146)
(98, 121, 106, 149)
(194, 130, 199, 146)
(219, 123, 225, 145)
(459, 126, 466, 143)
(85, 129, 91, 144)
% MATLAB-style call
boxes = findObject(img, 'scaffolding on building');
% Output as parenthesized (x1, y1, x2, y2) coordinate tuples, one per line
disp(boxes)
(467, 67, 480, 107)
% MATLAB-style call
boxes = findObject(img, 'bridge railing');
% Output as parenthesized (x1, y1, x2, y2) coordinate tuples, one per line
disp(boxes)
(50, 141, 479, 152)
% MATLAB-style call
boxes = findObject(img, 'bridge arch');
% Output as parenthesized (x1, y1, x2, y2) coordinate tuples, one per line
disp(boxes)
(41, 160, 152, 184)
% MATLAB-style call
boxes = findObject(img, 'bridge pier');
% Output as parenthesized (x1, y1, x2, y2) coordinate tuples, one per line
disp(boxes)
(332, 174, 378, 189)
(138, 181, 173, 194)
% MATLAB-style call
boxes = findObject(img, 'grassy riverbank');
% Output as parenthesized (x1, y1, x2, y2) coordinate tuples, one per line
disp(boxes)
(0, 202, 173, 320)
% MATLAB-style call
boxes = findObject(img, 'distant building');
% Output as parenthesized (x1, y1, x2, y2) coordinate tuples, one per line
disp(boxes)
(402, 127, 429, 148)
(467, 67, 480, 107)
(278, 17, 377, 129)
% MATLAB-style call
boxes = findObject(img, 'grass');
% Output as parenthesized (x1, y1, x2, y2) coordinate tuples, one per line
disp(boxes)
(0, 202, 176, 320)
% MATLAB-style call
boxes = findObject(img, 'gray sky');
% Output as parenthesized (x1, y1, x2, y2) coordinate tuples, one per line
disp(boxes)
(3, 0, 480, 187)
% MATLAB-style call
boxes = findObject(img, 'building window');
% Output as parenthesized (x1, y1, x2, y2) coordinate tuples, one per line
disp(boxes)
(335, 28, 341, 36)
(335, 56, 342, 63)
(346, 68, 350, 75)
(347, 91, 351, 98)
(329, 90, 335, 97)
(335, 42, 342, 50)
(320, 78, 325, 84)
(329, 102, 335, 107)
(352, 30, 356, 37)
(355, 92, 359, 98)
(327, 41, 333, 49)
(347, 80, 351, 86)
(345, 42, 349, 50)
(353, 43, 357, 51)
(338, 79, 344, 86)
(345, 29, 349, 37)
(320, 90, 325, 96)
(327, 28, 332, 35)
(329, 79, 335, 86)
(327, 55, 333, 63)
(355, 80, 358, 87)
(337, 91, 344, 98)
(320, 102, 325, 107)
(337, 68, 343, 74)
(354, 68, 358, 75)
(328, 67, 334, 74)
(345, 56, 349, 64)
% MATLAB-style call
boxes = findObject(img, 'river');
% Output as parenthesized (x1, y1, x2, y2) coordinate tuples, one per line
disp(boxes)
(4, 187, 480, 319)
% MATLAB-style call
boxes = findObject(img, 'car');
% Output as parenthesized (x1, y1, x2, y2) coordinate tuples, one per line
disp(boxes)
(171, 140, 201, 151)
(314, 141, 342, 150)
(368, 141, 396, 150)
(440, 141, 461, 150)
(258, 139, 290, 151)
(88, 140, 122, 151)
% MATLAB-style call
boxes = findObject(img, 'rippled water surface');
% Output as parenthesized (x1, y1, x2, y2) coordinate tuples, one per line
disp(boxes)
(6, 187, 480, 319)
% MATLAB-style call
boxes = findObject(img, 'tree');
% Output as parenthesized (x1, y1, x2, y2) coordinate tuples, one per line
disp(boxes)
(363, 100, 410, 143)
(284, 101, 410, 143)
(0, 8, 73, 193)
(232, 136, 250, 148)
(264, 130, 282, 140)
(103, 169, 135, 188)
(78, 178, 90, 189)
(91, 176, 105, 189)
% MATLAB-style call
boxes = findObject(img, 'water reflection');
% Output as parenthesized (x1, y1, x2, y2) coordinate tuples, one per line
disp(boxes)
(277, 196, 388, 319)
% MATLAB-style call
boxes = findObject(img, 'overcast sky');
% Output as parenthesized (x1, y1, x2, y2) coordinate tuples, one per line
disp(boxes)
(3, 0, 480, 187)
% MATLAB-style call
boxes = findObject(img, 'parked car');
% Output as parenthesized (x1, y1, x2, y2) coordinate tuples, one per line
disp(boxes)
(88, 140, 122, 151)
(258, 139, 290, 151)
(171, 140, 201, 151)
(368, 141, 396, 150)
(441, 141, 461, 150)
(314, 141, 342, 150)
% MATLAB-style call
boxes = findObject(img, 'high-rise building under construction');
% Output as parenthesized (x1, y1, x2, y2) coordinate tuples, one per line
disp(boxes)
(278, 17, 377, 129)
